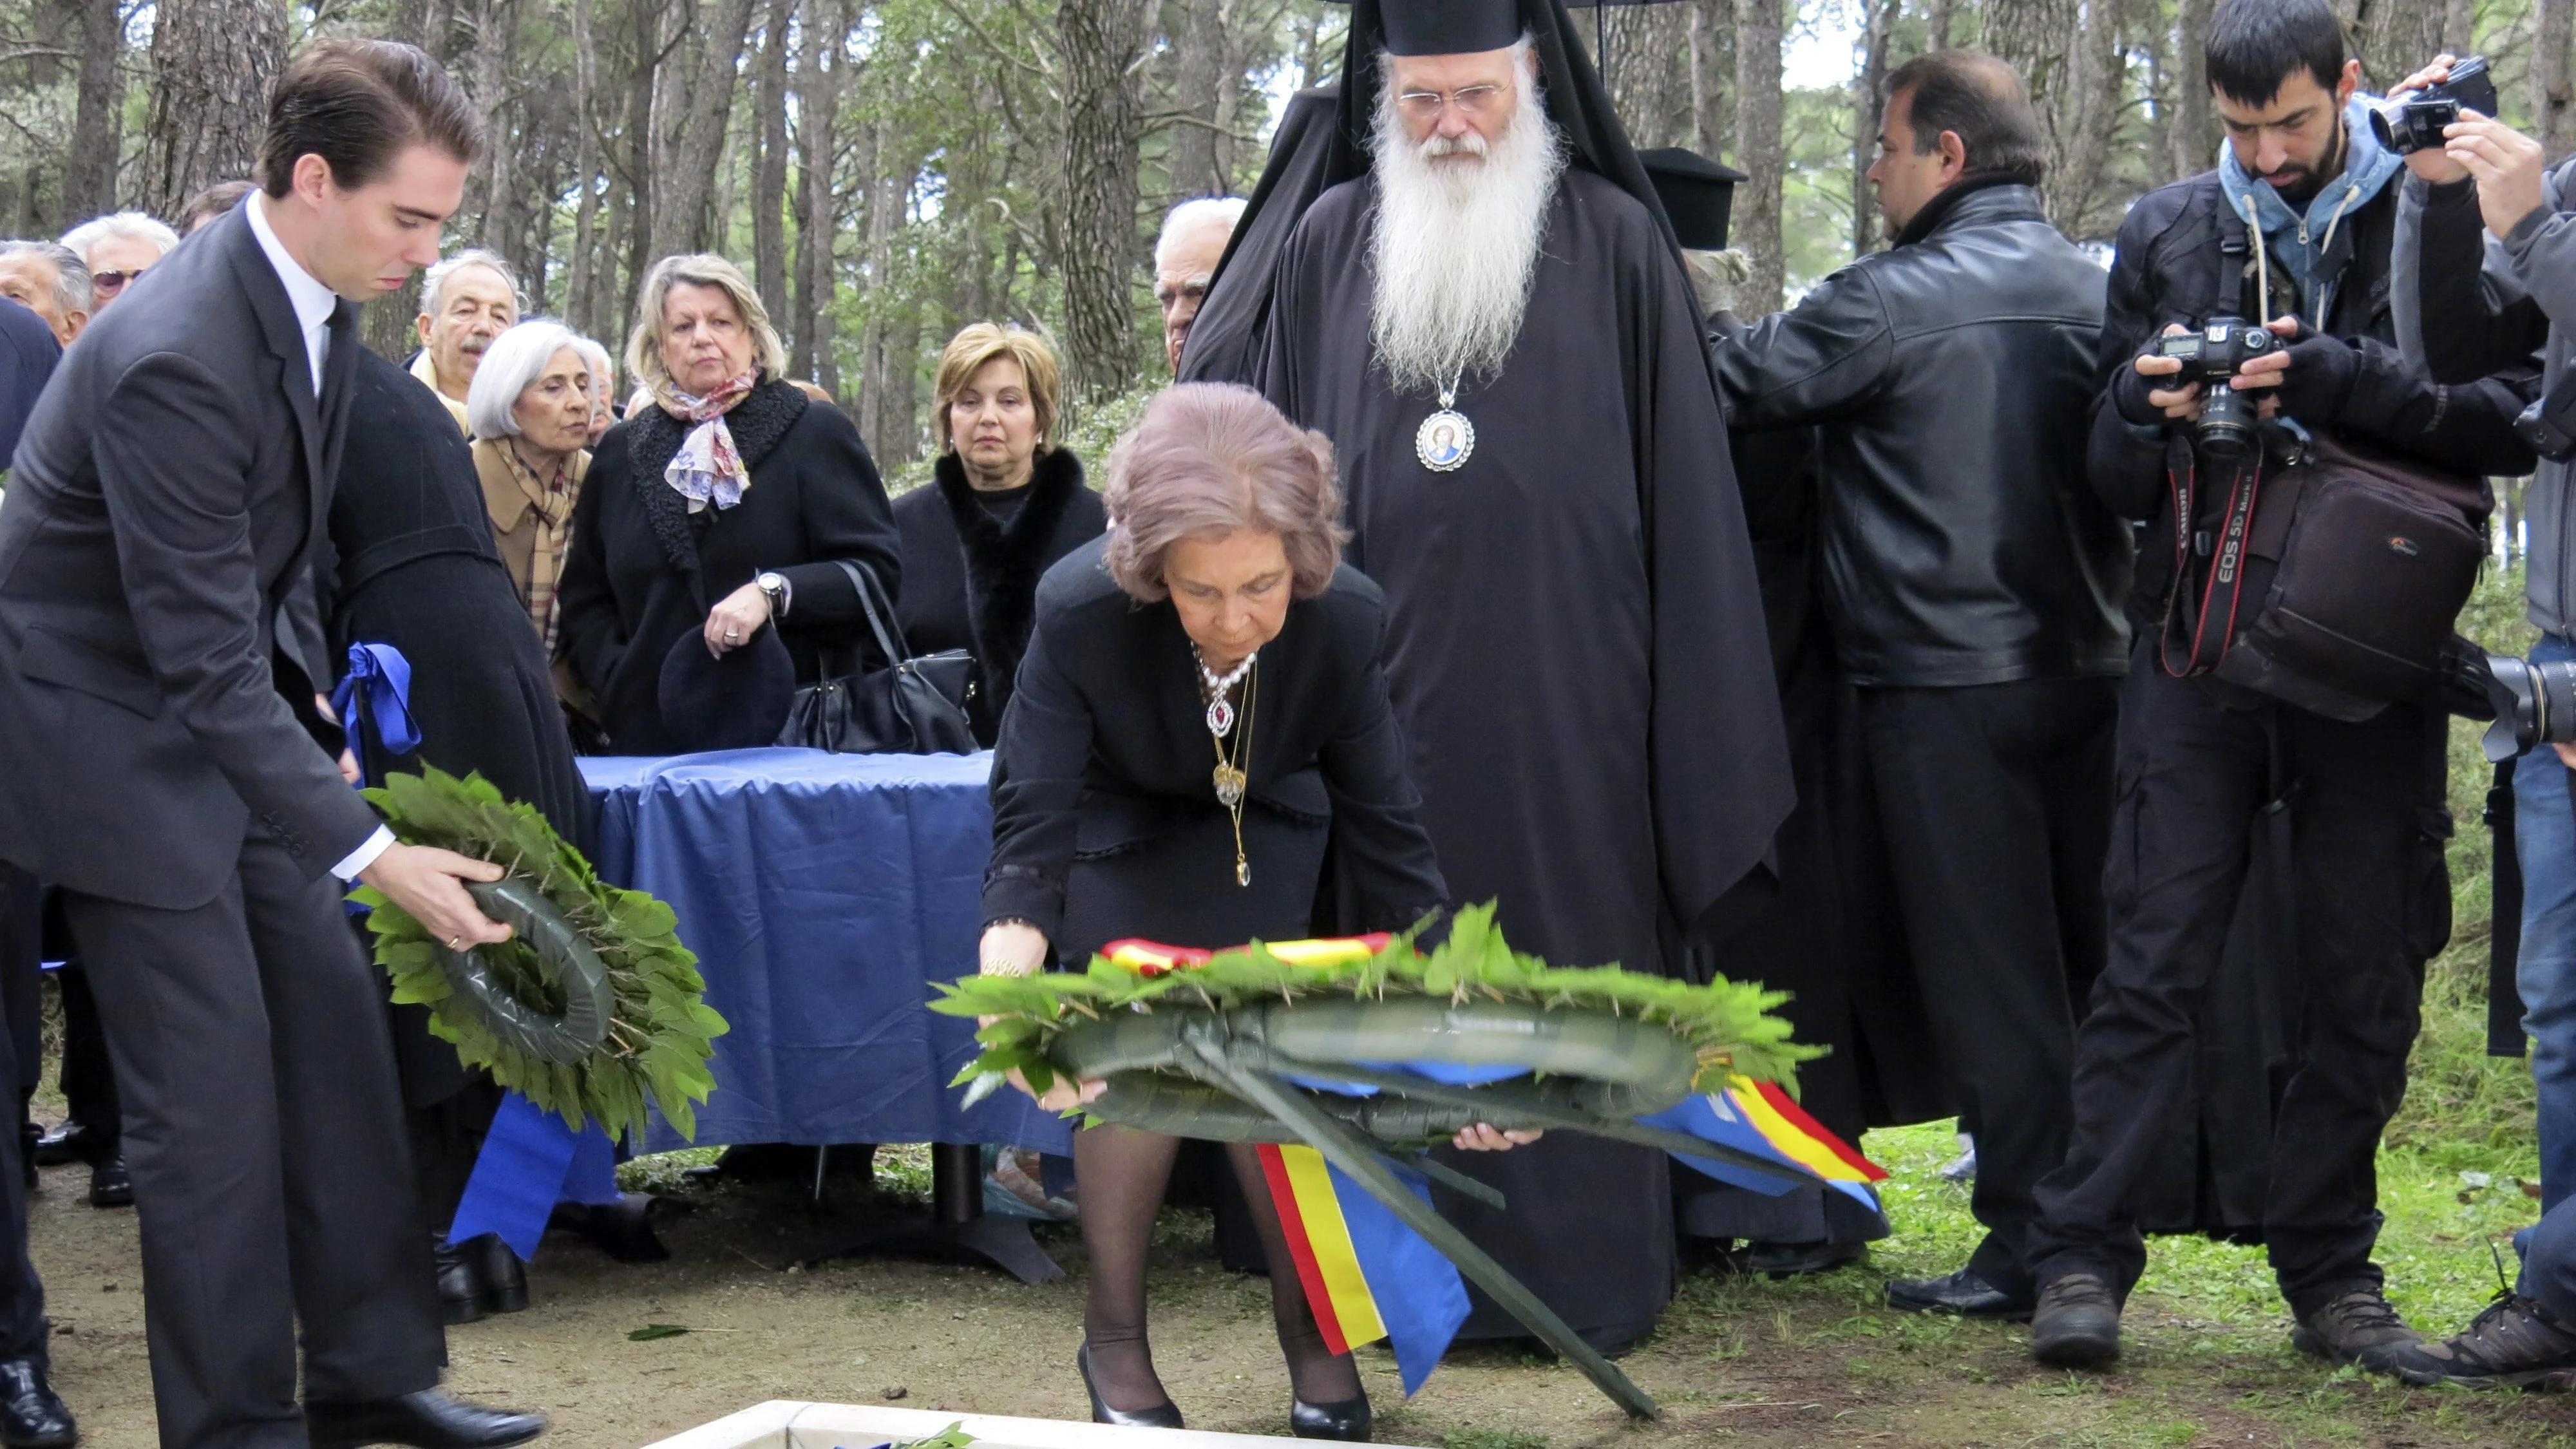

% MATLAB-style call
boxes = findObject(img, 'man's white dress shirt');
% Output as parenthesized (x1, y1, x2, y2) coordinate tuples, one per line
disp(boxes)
(246, 194, 395, 882)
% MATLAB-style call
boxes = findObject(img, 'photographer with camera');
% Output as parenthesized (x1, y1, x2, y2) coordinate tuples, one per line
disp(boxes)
(2385, 51, 2576, 1389)
(2021, 0, 2538, 1376)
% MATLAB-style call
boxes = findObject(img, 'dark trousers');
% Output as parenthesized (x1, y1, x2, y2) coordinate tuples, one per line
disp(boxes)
(0, 868, 44, 1367)
(61, 829, 442, 1449)
(2029, 658, 2447, 1316)
(54, 961, 116, 1145)
(1860, 676, 2118, 1298)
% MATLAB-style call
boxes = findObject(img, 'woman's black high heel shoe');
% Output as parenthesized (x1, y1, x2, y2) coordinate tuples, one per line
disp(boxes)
(1077, 1343, 1184, 1429)
(1289, 1386, 1372, 1441)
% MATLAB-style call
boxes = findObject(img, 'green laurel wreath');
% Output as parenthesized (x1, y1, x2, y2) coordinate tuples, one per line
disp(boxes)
(932, 902, 1821, 1108)
(350, 767, 728, 1140)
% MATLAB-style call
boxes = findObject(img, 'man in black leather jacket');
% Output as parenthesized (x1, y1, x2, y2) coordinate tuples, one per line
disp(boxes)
(1712, 50, 2128, 1321)
(2022, 0, 2535, 1376)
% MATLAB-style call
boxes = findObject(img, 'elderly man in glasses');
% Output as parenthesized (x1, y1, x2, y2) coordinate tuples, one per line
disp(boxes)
(1253, 0, 1790, 1355)
(61, 211, 180, 314)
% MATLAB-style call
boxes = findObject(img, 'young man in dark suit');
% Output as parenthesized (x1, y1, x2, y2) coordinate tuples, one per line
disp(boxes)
(0, 39, 542, 1449)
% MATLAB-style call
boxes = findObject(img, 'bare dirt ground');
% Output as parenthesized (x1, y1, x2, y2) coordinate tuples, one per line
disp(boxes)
(28, 1143, 2576, 1449)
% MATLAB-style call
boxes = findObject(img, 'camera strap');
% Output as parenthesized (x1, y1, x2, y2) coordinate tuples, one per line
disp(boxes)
(2159, 439, 2265, 679)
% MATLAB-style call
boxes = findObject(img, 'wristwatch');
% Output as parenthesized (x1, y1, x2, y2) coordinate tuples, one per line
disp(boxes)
(757, 570, 791, 620)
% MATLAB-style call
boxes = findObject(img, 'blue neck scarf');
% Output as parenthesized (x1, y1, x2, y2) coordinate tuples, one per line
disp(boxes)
(2216, 94, 2402, 325)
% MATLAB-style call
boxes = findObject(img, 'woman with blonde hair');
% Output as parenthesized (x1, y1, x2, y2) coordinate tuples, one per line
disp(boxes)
(894, 321, 1105, 745)
(556, 253, 900, 753)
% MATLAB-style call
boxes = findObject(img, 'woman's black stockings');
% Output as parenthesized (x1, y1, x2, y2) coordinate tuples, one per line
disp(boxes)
(1072, 1124, 1364, 1412)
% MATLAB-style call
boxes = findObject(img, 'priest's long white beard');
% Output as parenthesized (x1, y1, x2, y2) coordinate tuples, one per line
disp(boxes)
(1367, 71, 1567, 396)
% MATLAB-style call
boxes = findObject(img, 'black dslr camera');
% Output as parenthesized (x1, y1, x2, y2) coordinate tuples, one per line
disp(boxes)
(2156, 317, 2282, 460)
(2481, 650, 2576, 760)
(2369, 55, 2497, 155)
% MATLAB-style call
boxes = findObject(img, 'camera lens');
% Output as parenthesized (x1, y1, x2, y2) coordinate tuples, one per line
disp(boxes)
(2199, 384, 2259, 460)
(2483, 654, 2576, 760)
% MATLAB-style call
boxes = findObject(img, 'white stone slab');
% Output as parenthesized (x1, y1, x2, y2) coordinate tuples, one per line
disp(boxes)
(641, 1400, 1430, 1449)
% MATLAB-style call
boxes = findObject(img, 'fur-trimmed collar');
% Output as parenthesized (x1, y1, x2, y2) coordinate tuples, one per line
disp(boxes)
(625, 377, 811, 575)
(935, 446, 1087, 732)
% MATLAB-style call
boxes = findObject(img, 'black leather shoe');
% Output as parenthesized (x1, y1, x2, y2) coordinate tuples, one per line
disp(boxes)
(433, 1236, 485, 1326)
(1885, 1267, 2032, 1320)
(0, 1359, 75, 1448)
(1289, 1388, 1371, 1441)
(1739, 1240, 1868, 1278)
(84, 1153, 129, 1209)
(547, 1195, 670, 1263)
(31, 1124, 103, 1169)
(305, 1390, 544, 1449)
(2030, 1273, 2122, 1368)
(471, 1235, 529, 1315)
(1076, 1343, 1182, 1429)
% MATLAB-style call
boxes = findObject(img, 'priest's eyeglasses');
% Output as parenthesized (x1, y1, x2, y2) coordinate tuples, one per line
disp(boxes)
(1394, 84, 1504, 121)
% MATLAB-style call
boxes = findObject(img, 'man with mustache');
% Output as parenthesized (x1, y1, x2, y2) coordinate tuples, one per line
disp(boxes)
(1258, 0, 1791, 1353)
(410, 248, 519, 434)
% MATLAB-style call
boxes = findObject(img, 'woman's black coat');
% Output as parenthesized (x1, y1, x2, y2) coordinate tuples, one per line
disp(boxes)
(893, 448, 1106, 746)
(323, 348, 595, 1109)
(984, 537, 1447, 963)
(556, 378, 902, 755)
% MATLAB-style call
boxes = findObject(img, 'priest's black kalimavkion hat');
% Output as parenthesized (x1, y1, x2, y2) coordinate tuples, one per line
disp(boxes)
(1379, 0, 1526, 54)
(1639, 147, 1747, 252)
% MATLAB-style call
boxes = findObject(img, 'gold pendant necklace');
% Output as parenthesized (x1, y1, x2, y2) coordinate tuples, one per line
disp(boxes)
(1201, 651, 1257, 887)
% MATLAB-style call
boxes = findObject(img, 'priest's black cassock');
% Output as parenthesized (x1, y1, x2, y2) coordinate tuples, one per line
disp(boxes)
(1257, 0, 1794, 1349)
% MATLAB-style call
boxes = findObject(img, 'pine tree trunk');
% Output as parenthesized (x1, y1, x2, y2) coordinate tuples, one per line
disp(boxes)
(565, 0, 605, 340)
(618, 0, 663, 349)
(2170, 0, 2215, 180)
(861, 114, 906, 448)
(1734, 0, 1786, 313)
(2537, 0, 2575, 159)
(793, 0, 854, 387)
(753, 0, 795, 325)
(472, 0, 520, 258)
(2345, 0, 2447, 92)
(1688, 0, 1732, 165)
(1852, 0, 1899, 256)
(1056, 0, 1155, 404)
(1170, 0, 1235, 198)
(140, 0, 285, 222)
(62, 0, 120, 223)
(647, 0, 761, 261)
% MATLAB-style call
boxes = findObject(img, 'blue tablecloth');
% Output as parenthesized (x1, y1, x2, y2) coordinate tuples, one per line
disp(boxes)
(580, 750, 1072, 1155)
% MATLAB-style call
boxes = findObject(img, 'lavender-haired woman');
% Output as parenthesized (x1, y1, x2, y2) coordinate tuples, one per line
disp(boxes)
(977, 383, 1530, 1439)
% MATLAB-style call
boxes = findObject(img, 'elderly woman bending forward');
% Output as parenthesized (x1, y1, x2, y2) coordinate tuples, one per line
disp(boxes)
(980, 383, 1533, 1441)
(557, 254, 899, 754)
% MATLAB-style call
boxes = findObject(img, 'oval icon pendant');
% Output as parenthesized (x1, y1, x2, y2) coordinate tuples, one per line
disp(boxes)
(1207, 697, 1235, 737)
(1416, 409, 1474, 473)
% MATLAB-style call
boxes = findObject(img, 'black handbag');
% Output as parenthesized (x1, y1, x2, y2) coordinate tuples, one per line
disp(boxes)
(777, 560, 979, 755)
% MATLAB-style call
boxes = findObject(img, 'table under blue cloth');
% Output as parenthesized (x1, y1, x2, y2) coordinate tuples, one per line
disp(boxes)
(580, 750, 1072, 1157)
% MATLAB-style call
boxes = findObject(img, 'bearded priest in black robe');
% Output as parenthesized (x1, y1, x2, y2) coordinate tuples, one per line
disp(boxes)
(1258, 0, 1794, 1352)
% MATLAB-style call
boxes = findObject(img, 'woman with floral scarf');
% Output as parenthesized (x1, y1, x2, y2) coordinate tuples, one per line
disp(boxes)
(557, 254, 901, 755)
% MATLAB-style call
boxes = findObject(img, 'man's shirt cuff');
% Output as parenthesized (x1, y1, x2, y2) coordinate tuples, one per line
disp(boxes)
(332, 825, 395, 882)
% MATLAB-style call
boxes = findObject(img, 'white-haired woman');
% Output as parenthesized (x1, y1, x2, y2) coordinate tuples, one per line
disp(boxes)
(467, 319, 598, 662)
(557, 254, 900, 753)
